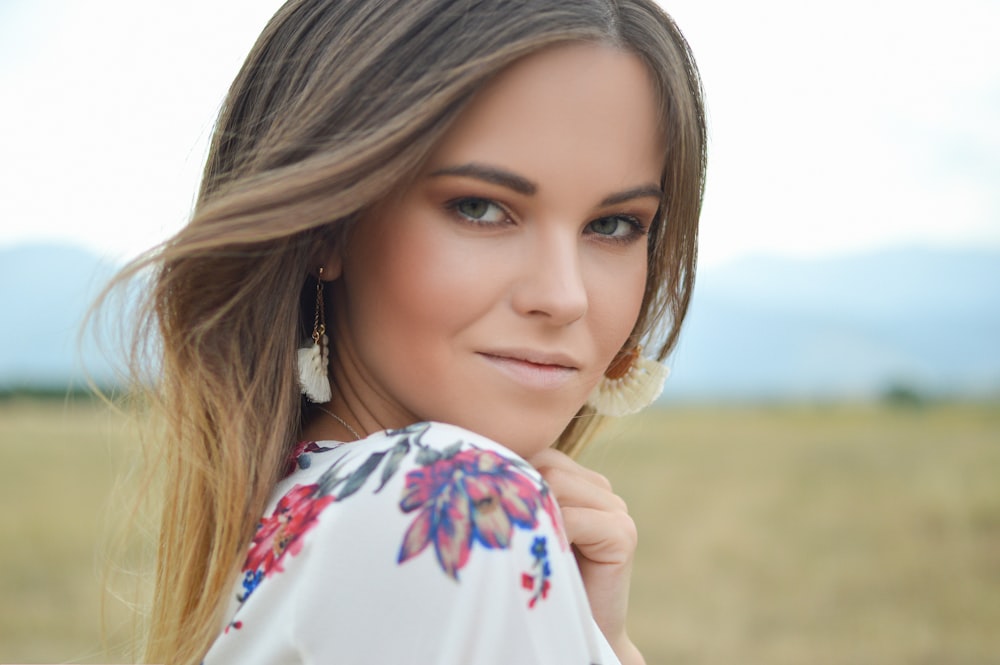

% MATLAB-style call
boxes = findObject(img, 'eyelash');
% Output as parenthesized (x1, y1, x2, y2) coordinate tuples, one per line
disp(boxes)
(588, 215, 649, 245)
(446, 197, 511, 227)
(445, 196, 649, 245)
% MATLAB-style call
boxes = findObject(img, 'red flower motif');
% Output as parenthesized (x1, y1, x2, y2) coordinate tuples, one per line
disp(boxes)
(397, 447, 551, 579)
(284, 440, 335, 476)
(531, 580, 551, 608)
(243, 483, 334, 577)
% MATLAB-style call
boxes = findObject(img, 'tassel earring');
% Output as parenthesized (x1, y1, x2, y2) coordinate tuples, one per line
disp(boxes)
(297, 269, 332, 403)
(586, 346, 669, 417)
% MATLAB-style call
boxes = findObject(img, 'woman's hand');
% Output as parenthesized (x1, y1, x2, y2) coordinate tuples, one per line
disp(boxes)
(529, 448, 646, 665)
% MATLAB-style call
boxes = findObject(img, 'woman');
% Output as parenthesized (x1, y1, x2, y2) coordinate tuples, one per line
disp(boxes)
(117, 0, 705, 663)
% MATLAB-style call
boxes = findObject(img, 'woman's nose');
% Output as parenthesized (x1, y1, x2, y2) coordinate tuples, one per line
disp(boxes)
(510, 229, 588, 325)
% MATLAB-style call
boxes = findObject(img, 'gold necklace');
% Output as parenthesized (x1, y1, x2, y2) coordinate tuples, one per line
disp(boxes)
(315, 405, 363, 441)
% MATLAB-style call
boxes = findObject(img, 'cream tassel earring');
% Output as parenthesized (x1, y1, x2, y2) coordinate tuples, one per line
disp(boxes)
(586, 346, 669, 417)
(297, 269, 332, 403)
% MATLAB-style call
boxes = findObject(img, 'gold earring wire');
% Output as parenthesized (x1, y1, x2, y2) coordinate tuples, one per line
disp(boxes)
(312, 267, 326, 343)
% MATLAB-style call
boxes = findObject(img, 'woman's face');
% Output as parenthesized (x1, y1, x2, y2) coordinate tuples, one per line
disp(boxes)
(325, 42, 664, 458)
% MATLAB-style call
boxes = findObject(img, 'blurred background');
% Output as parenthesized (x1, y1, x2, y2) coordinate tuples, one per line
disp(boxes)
(1, 0, 997, 663)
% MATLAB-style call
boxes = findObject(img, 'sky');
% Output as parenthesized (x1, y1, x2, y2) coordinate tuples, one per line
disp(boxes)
(1, 0, 998, 267)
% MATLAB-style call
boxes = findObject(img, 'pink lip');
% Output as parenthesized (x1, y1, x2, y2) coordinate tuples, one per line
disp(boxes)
(477, 349, 579, 390)
(479, 348, 580, 369)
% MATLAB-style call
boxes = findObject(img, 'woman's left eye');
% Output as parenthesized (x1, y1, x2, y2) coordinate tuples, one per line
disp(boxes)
(586, 215, 646, 241)
(448, 197, 508, 225)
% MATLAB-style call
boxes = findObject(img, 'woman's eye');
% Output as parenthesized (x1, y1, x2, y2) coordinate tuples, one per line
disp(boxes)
(587, 215, 646, 241)
(450, 198, 508, 225)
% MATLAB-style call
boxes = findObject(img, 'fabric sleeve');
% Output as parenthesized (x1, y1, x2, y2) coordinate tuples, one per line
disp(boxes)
(203, 421, 619, 665)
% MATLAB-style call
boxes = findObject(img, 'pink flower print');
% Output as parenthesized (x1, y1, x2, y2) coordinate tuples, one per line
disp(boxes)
(464, 466, 540, 546)
(400, 477, 473, 578)
(397, 446, 549, 579)
(243, 483, 334, 578)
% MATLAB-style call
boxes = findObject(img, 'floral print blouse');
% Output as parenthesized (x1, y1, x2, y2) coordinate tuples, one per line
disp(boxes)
(203, 421, 620, 665)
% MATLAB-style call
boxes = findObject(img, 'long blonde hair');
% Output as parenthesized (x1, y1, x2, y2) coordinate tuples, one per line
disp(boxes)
(111, 1, 706, 662)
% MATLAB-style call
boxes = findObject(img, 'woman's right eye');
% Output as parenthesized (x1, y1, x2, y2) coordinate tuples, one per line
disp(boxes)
(448, 197, 509, 226)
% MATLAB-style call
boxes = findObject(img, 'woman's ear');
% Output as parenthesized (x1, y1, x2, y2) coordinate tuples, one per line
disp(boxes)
(318, 252, 343, 281)
(316, 215, 357, 280)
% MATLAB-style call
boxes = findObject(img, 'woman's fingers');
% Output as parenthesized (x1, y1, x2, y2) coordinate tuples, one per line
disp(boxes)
(539, 466, 628, 512)
(559, 505, 638, 565)
(529, 449, 633, 548)
(531, 448, 613, 491)
(528, 447, 639, 651)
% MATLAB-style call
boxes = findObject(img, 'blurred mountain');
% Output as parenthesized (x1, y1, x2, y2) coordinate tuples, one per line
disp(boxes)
(0, 243, 120, 389)
(1, 242, 998, 400)
(666, 247, 1000, 401)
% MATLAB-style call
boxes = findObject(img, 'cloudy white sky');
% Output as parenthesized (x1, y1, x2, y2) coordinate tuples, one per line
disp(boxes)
(1, 0, 998, 266)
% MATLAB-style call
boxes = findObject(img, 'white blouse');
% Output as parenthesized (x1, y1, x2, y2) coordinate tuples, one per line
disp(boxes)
(203, 421, 621, 664)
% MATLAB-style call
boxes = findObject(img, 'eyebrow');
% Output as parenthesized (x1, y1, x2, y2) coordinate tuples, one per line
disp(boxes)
(600, 186, 663, 207)
(430, 162, 663, 206)
(429, 163, 536, 195)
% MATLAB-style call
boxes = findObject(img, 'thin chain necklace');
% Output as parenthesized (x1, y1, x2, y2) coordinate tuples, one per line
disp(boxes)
(315, 405, 363, 441)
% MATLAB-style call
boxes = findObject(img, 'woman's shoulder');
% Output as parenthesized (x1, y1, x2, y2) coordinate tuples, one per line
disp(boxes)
(237, 420, 567, 602)
(280, 420, 552, 527)
(283, 421, 566, 565)
(205, 421, 608, 664)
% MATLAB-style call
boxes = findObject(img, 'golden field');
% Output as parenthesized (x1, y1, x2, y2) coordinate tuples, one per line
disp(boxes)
(1, 399, 998, 664)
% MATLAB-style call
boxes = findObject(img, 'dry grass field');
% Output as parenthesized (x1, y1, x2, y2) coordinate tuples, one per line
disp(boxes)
(1, 398, 998, 664)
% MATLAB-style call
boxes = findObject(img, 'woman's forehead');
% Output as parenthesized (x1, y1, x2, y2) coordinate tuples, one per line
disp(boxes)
(422, 42, 665, 197)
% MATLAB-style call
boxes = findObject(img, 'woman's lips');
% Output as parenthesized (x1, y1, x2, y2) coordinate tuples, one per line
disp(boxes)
(477, 351, 579, 390)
